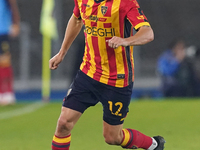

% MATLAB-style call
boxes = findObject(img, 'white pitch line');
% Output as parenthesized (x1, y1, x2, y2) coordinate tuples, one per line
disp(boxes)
(0, 102, 47, 120)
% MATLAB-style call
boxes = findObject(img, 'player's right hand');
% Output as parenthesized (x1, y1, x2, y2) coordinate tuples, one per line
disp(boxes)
(9, 24, 20, 38)
(49, 53, 64, 70)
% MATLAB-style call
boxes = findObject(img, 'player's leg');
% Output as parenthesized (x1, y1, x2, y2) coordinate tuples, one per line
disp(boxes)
(52, 107, 82, 150)
(52, 70, 99, 150)
(100, 82, 165, 150)
(55, 107, 82, 136)
(103, 121, 165, 150)
(103, 121, 124, 145)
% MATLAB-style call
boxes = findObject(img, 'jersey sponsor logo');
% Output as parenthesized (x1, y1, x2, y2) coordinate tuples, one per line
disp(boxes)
(82, 3, 90, 7)
(84, 26, 116, 37)
(101, 6, 108, 15)
(82, 13, 107, 22)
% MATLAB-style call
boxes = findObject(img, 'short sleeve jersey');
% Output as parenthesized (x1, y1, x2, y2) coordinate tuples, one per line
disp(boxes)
(73, 0, 150, 87)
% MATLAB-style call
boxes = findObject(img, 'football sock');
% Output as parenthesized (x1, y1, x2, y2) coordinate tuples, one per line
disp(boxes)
(0, 66, 13, 93)
(5, 66, 13, 92)
(147, 137, 158, 150)
(52, 134, 71, 150)
(0, 67, 3, 93)
(120, 128, 153, 149)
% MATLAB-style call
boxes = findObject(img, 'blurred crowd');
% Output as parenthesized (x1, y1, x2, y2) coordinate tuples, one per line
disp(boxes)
(157, 38, 200, 97)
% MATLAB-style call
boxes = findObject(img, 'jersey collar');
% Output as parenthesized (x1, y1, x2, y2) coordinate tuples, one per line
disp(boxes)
(94, 0, 106, 3)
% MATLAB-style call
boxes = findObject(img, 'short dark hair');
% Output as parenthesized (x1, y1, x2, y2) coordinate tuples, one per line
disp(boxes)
(168, 37, 185, 49)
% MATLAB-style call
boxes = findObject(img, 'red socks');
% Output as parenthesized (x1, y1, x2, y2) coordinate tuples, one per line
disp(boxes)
(0, 66, 13, 93)
(121, 128, 152, 149)
(51, 129, 154, 150)
(52, 134, 71, 150)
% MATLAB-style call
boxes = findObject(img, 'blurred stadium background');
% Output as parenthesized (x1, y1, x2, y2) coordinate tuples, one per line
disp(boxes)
(10, 0, 200, 101)
(1, 1, 200, 150)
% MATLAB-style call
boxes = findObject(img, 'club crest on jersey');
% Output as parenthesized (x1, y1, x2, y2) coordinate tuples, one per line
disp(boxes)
(101, 6, 108, 15)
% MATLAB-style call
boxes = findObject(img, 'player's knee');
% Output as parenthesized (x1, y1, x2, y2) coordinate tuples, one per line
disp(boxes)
(57, 116, 73, 131)
(103, 133, 121, 145)
(104, 135, 114, 145)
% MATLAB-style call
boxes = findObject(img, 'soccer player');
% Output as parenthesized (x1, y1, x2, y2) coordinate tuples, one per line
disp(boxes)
(0, 0, 20, 105)
(49, 0, 165, 150)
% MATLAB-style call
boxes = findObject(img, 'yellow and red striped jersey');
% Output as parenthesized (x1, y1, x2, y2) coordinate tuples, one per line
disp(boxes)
(73, 0, 150, 87)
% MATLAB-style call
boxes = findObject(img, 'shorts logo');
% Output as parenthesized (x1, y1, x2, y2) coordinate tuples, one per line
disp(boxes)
(101, 6, 108, 15)
(67, 88, 72, 96)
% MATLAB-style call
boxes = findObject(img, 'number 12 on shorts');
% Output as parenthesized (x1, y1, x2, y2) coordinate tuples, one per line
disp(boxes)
(108, 101, 123, 116)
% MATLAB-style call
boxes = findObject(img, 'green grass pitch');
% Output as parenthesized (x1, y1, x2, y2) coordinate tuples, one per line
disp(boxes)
(0, 98, 200, 150)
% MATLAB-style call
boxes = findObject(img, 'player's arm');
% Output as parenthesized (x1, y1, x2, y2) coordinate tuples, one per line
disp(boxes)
(107, 1, 154, 49)
(126, 26, 154, 46)
(49, 14, 83, 70)
(7, 0, 20, 37)
(107, 26, 154, 49)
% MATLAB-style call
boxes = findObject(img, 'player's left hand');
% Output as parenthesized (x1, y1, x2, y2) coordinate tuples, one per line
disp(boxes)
(106, 36, 128, 49)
